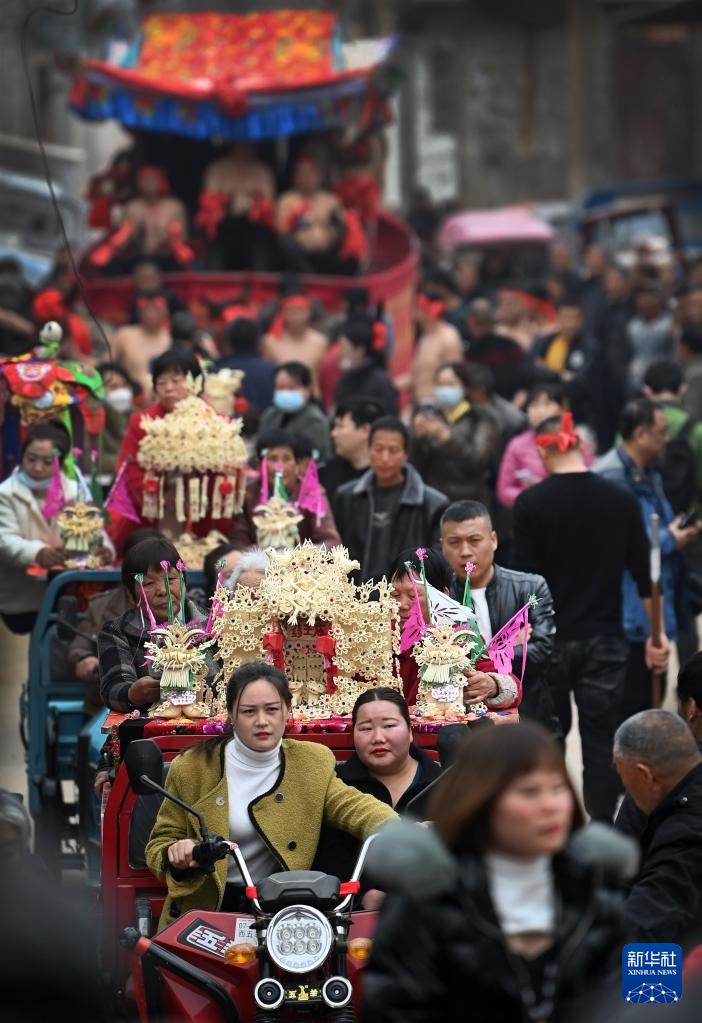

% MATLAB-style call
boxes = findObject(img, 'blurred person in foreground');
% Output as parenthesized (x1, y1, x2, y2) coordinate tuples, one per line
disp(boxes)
(614, 709, 702, 945)
(362, 723, 631, 1023)
(513, 413, 667, 821)
(1, 792, 102, 1023)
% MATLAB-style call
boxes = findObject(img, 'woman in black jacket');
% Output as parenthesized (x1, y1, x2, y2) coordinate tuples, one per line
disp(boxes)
(333, 315, 399, 415)
(362, 723, 632, 1023)
(313, 688, 441, 901)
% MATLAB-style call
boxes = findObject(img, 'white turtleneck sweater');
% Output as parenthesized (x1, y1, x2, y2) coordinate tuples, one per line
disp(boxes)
(225, 734, 281, 883)
(484, 852, 555, 935)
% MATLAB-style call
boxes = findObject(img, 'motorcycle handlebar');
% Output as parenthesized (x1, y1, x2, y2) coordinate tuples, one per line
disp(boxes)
(192, 836, 231, 872)
(336, 832, 377, 914)
(191, 833, 376, 914)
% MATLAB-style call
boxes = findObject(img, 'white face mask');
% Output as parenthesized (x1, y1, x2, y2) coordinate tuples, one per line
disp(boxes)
(106, 387, 133, 413)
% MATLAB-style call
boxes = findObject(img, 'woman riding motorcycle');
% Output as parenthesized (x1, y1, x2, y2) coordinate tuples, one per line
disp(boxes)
(145, 662, 398, 931)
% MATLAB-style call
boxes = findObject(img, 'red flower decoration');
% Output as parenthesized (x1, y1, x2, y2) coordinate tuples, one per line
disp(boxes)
(144, 478, 159, 493)
(218, 480, 234, 495)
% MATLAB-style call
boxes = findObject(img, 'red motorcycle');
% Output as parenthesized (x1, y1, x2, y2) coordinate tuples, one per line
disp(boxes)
(121, 738, 378, 1022)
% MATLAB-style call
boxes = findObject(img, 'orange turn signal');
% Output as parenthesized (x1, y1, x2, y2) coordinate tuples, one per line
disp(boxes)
(347, 937, 373, 961)
(225, 942, 257, 966)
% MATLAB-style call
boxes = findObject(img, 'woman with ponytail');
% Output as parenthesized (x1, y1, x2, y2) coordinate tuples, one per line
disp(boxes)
(334, 315, 399, 415)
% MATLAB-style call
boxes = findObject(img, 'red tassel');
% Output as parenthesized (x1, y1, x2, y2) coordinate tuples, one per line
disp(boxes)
(248, 195, 275, 230)
(263, 630, 285, 670)
(372, 321, 387, 351)
(316, 635, 336, 658)
(195, 192, 229, 239)
(338, 209, 368, 263)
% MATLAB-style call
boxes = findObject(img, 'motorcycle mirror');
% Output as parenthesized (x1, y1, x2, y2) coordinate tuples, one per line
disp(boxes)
(125, 739, 164, 795)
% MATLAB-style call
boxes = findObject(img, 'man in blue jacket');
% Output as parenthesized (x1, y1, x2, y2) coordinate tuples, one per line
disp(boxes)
(596, 398, 700, 720)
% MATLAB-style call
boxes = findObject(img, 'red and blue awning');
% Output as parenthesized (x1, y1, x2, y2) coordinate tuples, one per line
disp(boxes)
(69, 10, 397, 141)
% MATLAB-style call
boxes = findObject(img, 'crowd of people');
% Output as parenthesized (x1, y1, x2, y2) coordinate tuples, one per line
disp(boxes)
(5, 191, 702, 1019)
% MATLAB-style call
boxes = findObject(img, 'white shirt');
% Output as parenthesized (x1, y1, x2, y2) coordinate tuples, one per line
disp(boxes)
(225, 734, 281, 883)
(485, 852, 555, 935)
(471, 586, 493, 643)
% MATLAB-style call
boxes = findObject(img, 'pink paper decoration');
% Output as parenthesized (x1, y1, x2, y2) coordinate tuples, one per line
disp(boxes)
(297, 458, 327, 524)
(486, 601, 532, 682)
(42, 455, 65, 519)
(104, 463, 140, 523)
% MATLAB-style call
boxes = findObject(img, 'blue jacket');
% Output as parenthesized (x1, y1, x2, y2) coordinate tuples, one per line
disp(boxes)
(595, 446, 679, 641)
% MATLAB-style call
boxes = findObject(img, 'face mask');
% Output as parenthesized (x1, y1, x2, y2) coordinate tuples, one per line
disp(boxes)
(17, 469, 52, 490)
(273, 389, 305, 414)
(105, 387, 133, 413)
(435, 385, 464, 408)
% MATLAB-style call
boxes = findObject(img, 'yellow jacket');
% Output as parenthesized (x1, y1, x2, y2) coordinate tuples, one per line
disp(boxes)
(145, 737, 397, 931)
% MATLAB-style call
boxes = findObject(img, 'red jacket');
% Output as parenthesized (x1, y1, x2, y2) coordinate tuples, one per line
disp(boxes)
(110, 401, 239, 550)
(397, 647, 521, 710)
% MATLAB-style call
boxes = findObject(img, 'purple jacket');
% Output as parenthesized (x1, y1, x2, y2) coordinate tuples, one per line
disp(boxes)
(497, 428, 593, 508)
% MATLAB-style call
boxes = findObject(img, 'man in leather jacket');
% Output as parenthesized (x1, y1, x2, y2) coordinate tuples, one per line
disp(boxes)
(440, 500, 559, 733)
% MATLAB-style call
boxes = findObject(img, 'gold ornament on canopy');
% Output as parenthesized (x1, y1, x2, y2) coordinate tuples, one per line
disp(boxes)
(413, 623, 484, 718)
(145, 619, 214, 720)
(202, 367, 245, 418)
(136, 394, 248, 523)
(55, 502, 104, 555)
(211, 542, 400, 718)
(252, 494, 303, 550)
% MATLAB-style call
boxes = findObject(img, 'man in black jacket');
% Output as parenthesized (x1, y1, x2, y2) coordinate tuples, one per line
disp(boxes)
(614, 709, 702, 945)
(615, 646, 702, 842)
(333, 417, 448, 582)
(440, 500, 558, 732)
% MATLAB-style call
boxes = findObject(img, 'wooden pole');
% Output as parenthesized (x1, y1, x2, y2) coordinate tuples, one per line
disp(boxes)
(650, 513, 663, 708)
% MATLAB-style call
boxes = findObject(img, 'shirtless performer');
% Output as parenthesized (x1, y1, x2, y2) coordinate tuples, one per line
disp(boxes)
(409, 291, 464, 402)
(198, 142, 277, 271)
(111, 293, 172, 397)
(90, 166, 193, 272)
(276, 158, 349, 274)
(261, 294, 327, 390)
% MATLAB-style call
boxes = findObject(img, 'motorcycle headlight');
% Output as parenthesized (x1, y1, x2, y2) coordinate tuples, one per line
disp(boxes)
(266, 905, 334, 974)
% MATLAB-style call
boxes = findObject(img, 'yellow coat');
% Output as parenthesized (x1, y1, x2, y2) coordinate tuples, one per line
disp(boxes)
(145, 737, 397, 931)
